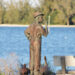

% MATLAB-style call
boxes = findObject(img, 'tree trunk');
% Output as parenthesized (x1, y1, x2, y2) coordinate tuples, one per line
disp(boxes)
(67, 17, 70, 26)
(52, 8, 54, 14)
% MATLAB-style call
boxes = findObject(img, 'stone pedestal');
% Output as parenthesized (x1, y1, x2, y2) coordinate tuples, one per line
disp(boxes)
(56, 74, 75, 75)
(56, 71, 75, 75)
(68, 71, 75, 74)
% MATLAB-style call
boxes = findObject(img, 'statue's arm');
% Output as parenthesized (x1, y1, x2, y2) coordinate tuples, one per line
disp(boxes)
(24, 27, 31, 40)
(41, 26, 48, 37)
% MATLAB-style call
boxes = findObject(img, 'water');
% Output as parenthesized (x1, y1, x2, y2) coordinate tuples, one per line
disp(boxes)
(0, 27, 75, 72)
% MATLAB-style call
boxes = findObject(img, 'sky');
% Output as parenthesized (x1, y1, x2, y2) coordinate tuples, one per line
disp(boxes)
(4, 0, 40, 7)
(29, 0, 40, 7)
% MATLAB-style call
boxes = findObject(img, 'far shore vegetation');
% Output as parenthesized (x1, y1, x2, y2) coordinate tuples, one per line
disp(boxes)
(0, 0, 75, 25)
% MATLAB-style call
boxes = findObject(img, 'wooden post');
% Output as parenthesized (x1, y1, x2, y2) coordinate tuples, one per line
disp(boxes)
(61, 56, 66, 75)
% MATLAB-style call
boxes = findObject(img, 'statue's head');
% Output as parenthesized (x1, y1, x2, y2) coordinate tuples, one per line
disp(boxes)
(33, 11, 44, 23)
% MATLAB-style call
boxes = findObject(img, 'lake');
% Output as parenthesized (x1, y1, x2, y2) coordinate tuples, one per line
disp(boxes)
(0, 27, 75, 72)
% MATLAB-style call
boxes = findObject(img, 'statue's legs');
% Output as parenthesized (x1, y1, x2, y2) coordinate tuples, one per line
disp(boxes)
(30, 45, 34, 75)
(34, 41, 41, 75)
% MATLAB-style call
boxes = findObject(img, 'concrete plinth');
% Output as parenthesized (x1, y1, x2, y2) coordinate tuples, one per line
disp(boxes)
(56, 74, 75, 75)
(68, 71, 75, 74)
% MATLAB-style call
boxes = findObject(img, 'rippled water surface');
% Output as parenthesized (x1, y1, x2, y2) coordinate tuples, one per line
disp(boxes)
(0, 27, 75, 72)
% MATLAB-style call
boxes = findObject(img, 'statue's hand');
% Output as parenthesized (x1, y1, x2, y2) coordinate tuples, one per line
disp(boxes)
(28, 36, 32, 40)
(26, 33, 31, 40)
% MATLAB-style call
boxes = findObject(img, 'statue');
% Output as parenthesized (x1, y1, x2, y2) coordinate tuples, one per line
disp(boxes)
(24, 11, 48, 75)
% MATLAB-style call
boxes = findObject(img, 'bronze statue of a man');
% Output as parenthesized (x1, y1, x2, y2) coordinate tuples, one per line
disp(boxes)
(24, 11, 48, 75)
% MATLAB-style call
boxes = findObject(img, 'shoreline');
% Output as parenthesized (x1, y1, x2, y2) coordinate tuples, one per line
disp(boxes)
(0, 24, 75, 27)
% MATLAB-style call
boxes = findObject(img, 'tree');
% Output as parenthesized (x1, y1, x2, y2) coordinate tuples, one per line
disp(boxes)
(55, 0, 75, 25)
(39, 0, 75, 25)
(72, 15, 75, 24)
(51, 10, 66, 24)
(4, 0, 19, 24)
(39, 0, 61, 24)
(39, 0, 53, 21)
(0, 6, 2, 24)
(0, 0, 5, 24)
(18, 0, 35, 24)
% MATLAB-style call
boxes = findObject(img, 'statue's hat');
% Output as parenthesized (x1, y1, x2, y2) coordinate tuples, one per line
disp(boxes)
(33, 11, 44, 18)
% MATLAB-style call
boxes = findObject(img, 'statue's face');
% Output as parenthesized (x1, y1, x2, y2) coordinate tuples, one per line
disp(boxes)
(38, 16, 44, 23)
